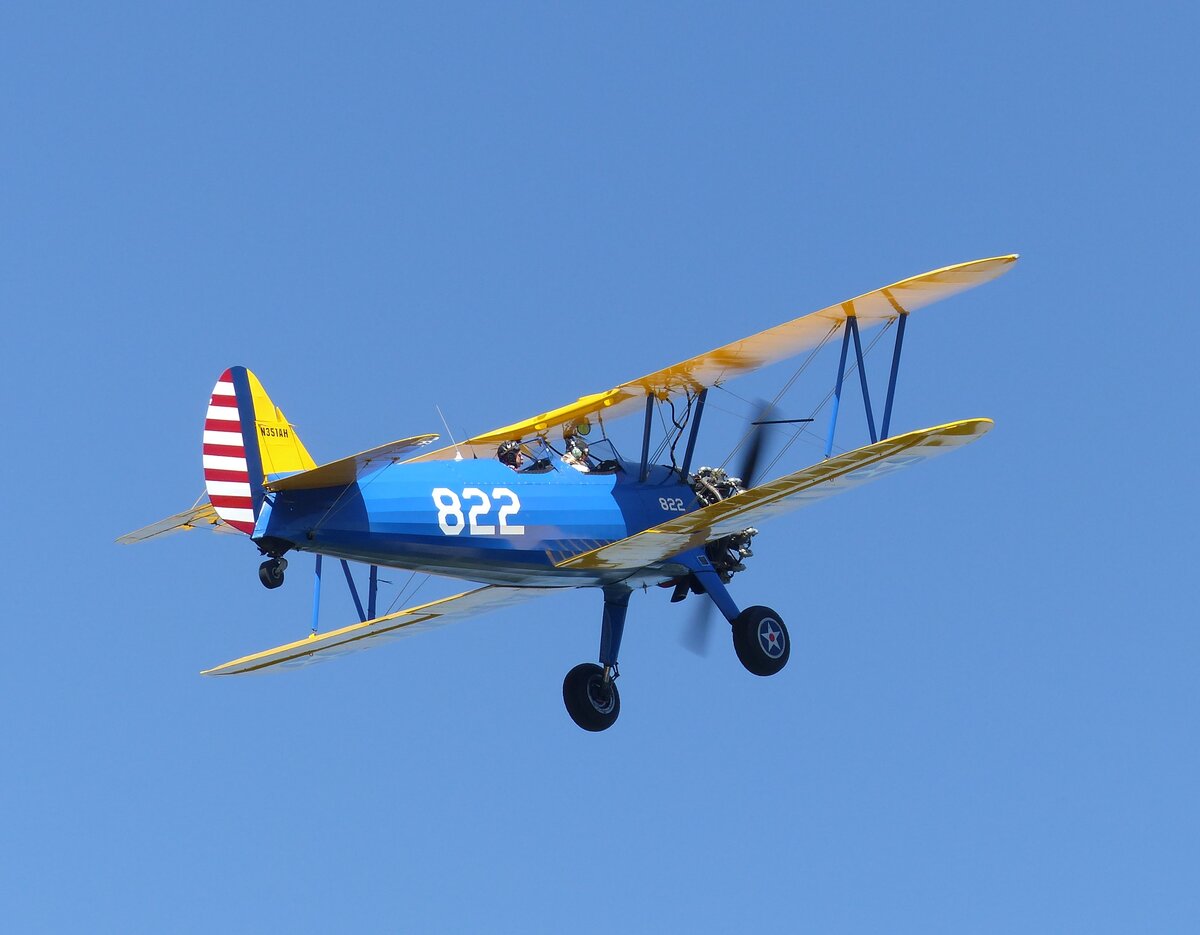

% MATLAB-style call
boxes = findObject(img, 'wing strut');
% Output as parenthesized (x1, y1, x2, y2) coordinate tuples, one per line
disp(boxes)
(850, 315, 878, 443)
(311, 554, 324, 633)
(308, 553, 382, 633)
(638, 394, 654, 482)
(880, 310, 909, 438)
(679, 388, 708, 478)
(824, 305, 910, 457)
(824, 316, 855, 458)
(340, 559, 367, 623)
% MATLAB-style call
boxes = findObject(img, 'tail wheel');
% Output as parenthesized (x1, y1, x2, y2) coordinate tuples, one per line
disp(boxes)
(562, 663, 621, 732)
(258, 557, 288, 590)
(731, 606, 790, 676)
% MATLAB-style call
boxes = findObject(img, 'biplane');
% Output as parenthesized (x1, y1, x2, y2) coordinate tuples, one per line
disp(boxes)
(120, 255, 1017, 731)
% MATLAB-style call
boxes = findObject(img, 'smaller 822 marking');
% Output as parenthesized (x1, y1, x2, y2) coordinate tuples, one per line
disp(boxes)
(432, 487, 525, 536)
(659, 497, 686, 512)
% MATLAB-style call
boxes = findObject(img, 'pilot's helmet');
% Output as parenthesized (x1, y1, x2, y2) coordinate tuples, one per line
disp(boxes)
(497, 440, 522, 466)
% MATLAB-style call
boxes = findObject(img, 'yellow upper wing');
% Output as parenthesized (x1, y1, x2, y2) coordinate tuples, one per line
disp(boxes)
(407, 255, 1016, 462)
(555, 418, 993, 573)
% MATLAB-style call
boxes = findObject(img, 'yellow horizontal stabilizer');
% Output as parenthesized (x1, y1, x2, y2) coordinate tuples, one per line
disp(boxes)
(202, 584, 553, 676)
(265, 434, 440, 491)
(408, 256, 1016, 462)
(557, 418, 993, 573)
(116, 502, 240, 544)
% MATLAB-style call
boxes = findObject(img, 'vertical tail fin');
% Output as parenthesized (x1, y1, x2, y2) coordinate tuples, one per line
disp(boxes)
(202, 367, 316, 536)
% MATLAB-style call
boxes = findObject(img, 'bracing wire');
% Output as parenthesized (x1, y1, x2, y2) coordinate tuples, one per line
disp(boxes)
(384, 570, 430, 616)
(718, 322, 839, 471)
(650, 398, 672, 462)
(665, 391, 695, 474)
(760, 319, 894, 476)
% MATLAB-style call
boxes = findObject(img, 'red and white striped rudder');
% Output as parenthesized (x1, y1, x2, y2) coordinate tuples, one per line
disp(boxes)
(202, 368, 257, 535)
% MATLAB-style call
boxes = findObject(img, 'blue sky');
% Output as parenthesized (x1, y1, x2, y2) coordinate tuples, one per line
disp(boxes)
(2, 2, 1196, 931)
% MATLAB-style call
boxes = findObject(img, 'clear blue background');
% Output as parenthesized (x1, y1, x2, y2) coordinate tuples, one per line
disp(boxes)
(3, 2, 1195, 931)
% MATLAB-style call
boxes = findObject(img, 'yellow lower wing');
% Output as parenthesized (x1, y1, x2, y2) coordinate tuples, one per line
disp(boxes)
(202, 585, 554, 676)
(558, 418, 993, 573)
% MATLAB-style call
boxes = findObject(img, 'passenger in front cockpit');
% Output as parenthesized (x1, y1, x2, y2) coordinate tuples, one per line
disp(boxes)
(562, 436, 591, 473)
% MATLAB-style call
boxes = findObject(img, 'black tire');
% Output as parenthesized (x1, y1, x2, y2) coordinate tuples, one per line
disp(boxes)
(731, 606, 790, 676)
(258, 558, 286, 590)
(562, 663, 621, 732)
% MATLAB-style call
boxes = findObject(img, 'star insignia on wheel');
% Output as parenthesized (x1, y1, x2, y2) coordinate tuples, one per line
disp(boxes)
(759, 619, 784, 656)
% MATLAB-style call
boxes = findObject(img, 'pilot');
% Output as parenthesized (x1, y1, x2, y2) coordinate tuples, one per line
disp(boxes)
(562, 436, 591, 473)
(497, 440, 524, 471)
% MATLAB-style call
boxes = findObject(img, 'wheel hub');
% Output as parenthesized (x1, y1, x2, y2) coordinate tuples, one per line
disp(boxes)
(757, 617, 785, 658)
(586, 676, 616, 714)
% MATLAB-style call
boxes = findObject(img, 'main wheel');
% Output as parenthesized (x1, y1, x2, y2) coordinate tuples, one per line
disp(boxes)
(258, 557, 287, 590)
(562, 663, 621, 732)
(731, 606, 790, 676)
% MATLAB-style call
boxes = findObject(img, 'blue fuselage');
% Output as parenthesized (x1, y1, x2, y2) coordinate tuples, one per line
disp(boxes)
(256, 456, 698, 587)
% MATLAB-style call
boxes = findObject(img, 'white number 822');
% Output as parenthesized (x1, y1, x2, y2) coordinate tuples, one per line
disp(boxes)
(432, 487, 525, 536)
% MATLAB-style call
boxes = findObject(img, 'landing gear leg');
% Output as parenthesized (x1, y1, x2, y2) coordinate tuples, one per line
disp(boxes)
(258, 556, 288, 589)
(690, 561, 789, 677)
(563, 586, 630, 732)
